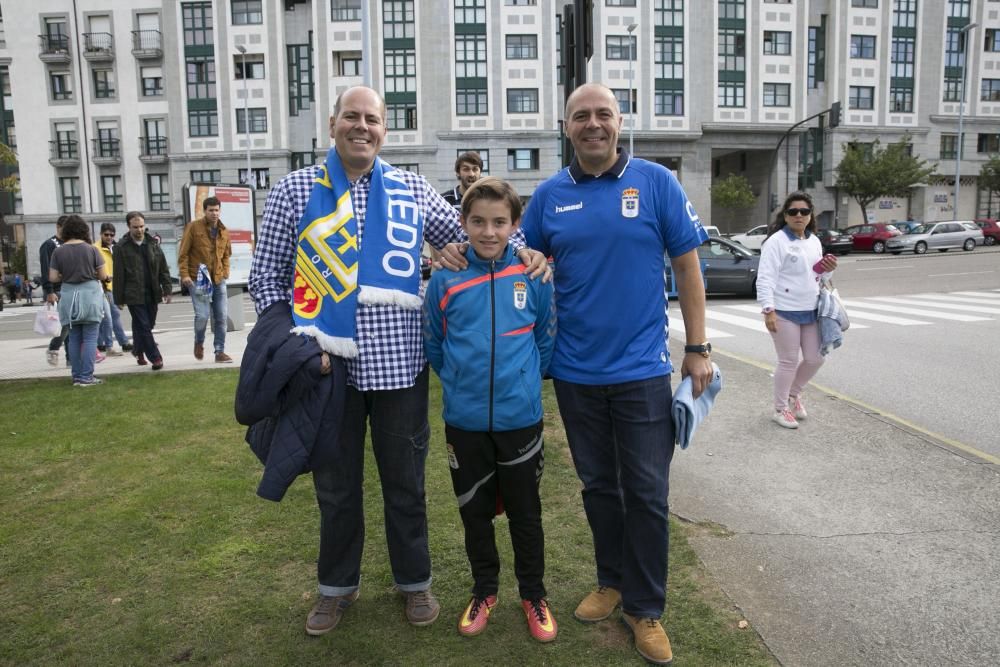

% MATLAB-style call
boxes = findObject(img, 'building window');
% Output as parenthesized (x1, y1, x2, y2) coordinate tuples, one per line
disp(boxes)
(808, 24, 825, 88)
(944, 28, 968, 69)
(186, 56, 216, 99)
(978, 134, 1000, 153)
(287, 44, 314, 116)
(655, 90, 683, 116)
(940, 134, 958, 159)
(986, 29, 1000, 52)
(386, 103, 417, 129)
(54, 124, 78, 159)
(850, 34, 876, 59)
(655, 0, 684, 27)
(182, 2, 214, 47)
(717, 82, 744, 107)
(891, 37, 915, 78)
(383, 1, 415, 40)
(50, 71, 72, 100)
(92, 69, 116, 98)
(235, 54, 264, 79)
(232, 0, 262, 24)
(849, 85, 874, 109)
(102, 175, 123, 213)
(456, 35, 487, 78)
(606, 35, 637, 60)
(763, 82, 790, 106)
(141, 67, 163, 96)
(188, 109, 218, 136)
(612, 88, 637, 114)
(148, 174, 170, 211)
(456, 89, 487, 115)
(455, 0, 486, 24)
(236, 107, 268, 133)
(606, 0, 637, 5)
(331, 0, 362, 21)
(457, 148, 490, 173)
(507, 148, 539, 171)
(655, 35, 683, 79)
(718, 30, 745, 71)
(505, 0, 536, 5)
(96, 123, 119, 158)
(334, 51, 362, 76)
(507, 88, 539, 113)
(763, 31, 791, 55)
(943, 76, 962, 102)
(719, 0, 745, 20)
(893, 0, 916, 28)
(889, 87, 913, 112)
(506, 34, 537, 59)
(238, 167, 270, 189)
(851, 0, 877, 7)
(982, 79, 1000, 101)
(948, 0, 970, 18)
(60, 177, 81, 213)
(191, 169, 221, 183)
(384, 49, 416, 94)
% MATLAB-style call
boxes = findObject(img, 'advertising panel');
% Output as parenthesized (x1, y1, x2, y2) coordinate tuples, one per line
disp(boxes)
(183, 183, 256, 286)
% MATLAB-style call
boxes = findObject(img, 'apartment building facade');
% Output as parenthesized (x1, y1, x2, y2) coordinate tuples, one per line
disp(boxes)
(2, 0, 999, 277)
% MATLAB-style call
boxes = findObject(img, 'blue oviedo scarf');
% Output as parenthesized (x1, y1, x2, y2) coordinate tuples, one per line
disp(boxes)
(291, 148, 424, 358)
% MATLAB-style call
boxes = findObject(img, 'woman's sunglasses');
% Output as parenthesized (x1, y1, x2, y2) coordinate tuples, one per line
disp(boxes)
(785, 208, 812, 217)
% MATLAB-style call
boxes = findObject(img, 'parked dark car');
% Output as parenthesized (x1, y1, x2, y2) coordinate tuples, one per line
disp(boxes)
(975, 219, 1000, 246)
(666, 236, 759, 297)
(840, 222, 902, 253)
(816, 229, 853, 256)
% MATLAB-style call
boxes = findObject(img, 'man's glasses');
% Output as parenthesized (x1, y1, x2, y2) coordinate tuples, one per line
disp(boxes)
(785, 208, 812, 217)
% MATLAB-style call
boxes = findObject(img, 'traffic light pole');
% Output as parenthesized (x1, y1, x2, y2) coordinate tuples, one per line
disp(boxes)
(766, 103, 840, 221)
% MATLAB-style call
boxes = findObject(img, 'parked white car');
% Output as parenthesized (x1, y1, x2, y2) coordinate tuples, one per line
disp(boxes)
(728, 224, 769, 251)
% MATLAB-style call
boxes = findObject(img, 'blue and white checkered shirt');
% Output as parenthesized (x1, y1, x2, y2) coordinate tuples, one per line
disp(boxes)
(250, 162, 497, 391)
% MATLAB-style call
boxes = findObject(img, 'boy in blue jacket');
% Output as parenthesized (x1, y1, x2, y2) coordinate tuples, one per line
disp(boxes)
(423, 177, 557, 642)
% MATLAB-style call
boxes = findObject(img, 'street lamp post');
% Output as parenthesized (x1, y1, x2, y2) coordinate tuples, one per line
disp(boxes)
(236, 45, 253, 191)
(626, 23, 638, 156)
(954, 22, 977, 220)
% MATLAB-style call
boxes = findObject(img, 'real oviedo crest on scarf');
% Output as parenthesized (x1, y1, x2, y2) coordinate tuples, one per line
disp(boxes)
(293, 191, 359, 321)
(621, 187, 639, 218)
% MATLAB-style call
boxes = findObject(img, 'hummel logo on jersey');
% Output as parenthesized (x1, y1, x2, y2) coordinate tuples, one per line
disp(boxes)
(555, 201, 583, 213)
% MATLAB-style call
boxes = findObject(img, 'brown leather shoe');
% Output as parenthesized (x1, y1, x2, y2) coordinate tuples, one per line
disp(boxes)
(305, 590, 359, 636)
(402, 588, 440, 626)
(574, 586, 621, 622)
(194, 343, 204, 360)
(621, 613, 673, 665)
(214, 352, 233, 363)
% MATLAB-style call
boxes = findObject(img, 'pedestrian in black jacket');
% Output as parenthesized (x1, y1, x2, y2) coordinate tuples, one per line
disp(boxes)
(39, 216, 70, 366)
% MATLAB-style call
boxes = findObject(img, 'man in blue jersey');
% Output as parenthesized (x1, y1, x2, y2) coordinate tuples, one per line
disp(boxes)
(442, 83, 712, 664)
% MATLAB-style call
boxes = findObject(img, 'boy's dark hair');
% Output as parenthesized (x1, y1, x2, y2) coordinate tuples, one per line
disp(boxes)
(461, 177, 522, 222)
(126, 211, 145, 225)
(454, 151, 483, 174)
(60, 215, 90, 242)
(203, 196, 221, 209)
(100, 222, 116, 234)
(55, 215, 69, 228)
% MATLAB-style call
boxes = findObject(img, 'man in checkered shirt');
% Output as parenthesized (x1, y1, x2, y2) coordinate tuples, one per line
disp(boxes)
(249, 86, 547, 636)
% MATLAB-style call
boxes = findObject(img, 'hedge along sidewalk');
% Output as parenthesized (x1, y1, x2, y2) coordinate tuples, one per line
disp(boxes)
(0, 370, 775, 666)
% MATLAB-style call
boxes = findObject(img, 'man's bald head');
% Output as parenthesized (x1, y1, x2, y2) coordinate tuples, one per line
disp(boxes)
(564, 83, 619, 121)
(333, 86, 387, 122)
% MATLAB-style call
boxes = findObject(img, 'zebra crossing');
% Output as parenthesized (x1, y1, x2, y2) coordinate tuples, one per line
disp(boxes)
(669, 288, 1000, 338)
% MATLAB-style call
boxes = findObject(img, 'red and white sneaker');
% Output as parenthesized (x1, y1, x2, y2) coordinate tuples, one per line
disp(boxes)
(772, 408, 799, 429)
(458, 594, 497, 637)
(522, 598, 558, 643)
(789, 396, 807, 420)
(94, 351, 106, 364)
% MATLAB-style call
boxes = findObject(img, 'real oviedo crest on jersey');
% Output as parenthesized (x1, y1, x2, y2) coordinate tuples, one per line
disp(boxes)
(513, 280, 527, 310)
(621, 187, 639, 218)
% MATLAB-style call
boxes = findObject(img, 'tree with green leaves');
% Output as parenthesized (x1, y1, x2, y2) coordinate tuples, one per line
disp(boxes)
(834, 137, 935, 222)
(978, 155, 1000, 217)
(710, 173, 756, 210)
(0, 140, 18, 193)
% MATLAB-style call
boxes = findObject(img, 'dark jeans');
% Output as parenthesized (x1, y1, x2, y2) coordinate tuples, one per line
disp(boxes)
(127, 302, 161, 363)
(312, 366, 432, 597)
(553, 374, 675, 619)
(446, 421, 546, 600)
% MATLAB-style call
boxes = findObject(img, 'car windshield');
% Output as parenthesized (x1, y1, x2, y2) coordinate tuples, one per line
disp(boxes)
(824, 230, 841, 238)
(911, 224, 931, 234)
(884, 224, 899, 232)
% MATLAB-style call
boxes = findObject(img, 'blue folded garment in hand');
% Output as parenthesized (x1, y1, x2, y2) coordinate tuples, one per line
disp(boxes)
(672, 362, 722, 450)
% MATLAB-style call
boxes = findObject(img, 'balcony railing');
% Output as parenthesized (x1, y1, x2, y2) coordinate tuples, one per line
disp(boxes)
(83, 32, 114, 61)
(39, 34, 71, 63)
(131, 30, 162, 58)
(92, 138, 121, 165)
(49, 140, 79, 166)
(139, 135, 169, 163)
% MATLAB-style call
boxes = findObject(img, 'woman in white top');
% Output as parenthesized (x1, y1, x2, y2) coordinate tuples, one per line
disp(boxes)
(756, 192, 838, 429)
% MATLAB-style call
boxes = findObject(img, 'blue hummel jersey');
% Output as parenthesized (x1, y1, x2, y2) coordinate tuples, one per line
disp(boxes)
(521, 155, 707, 384)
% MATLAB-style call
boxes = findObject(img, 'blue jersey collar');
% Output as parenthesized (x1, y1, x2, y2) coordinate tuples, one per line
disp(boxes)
(568, 149, 630, 183)
(782, 226, 812, 240)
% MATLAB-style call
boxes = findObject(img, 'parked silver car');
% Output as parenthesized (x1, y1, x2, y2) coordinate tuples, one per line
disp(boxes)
(886, 221, 984, 254)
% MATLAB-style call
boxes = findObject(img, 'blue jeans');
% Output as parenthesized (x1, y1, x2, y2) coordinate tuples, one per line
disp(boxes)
(98, 293, 130, 348)
(68, 321, 99, 382)
(312, 367, 432, 596)
(553, 374, 676, 619)
(192, 281, 228, 354)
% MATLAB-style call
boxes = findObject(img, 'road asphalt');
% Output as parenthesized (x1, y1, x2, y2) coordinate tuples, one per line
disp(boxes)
(2, 303, 998, 667)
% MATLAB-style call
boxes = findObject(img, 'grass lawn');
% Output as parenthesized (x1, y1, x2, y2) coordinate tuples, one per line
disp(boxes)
(0, 370, 774, 666)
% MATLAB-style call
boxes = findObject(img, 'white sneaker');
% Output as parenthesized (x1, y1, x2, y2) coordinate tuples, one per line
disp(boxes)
(788, 396, 807, 420)
(772, 408, 799, 429)
(107, 346, 124, 357)
(46, 350, 59, 367)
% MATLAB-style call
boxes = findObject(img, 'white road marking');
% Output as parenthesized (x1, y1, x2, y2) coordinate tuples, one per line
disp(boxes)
(866, 296, 1000, 315)
(840, 299, 991, 322)
(855, 266, 913, 271)
(927, 271, 995, 278)
(667, 318, 734, 339)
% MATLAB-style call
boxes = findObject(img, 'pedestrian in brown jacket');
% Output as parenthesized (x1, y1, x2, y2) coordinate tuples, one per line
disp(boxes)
(178, 196, 233, 363)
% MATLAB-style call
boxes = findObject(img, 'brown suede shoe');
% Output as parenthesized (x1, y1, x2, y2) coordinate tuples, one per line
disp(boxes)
(194, 343, 204, 360)
(215, 352, 233, 363)
(305, 590, 359, 636)
(402, 588, 440, 626)
(574, 586, 622, 622)
(621, 613, 673, 665)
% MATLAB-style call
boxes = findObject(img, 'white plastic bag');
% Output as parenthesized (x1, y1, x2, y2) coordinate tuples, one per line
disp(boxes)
(33, 303, 62, 337)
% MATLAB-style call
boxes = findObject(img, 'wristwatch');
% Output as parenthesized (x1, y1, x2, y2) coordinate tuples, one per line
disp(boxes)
(683, 342, 712, 358)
